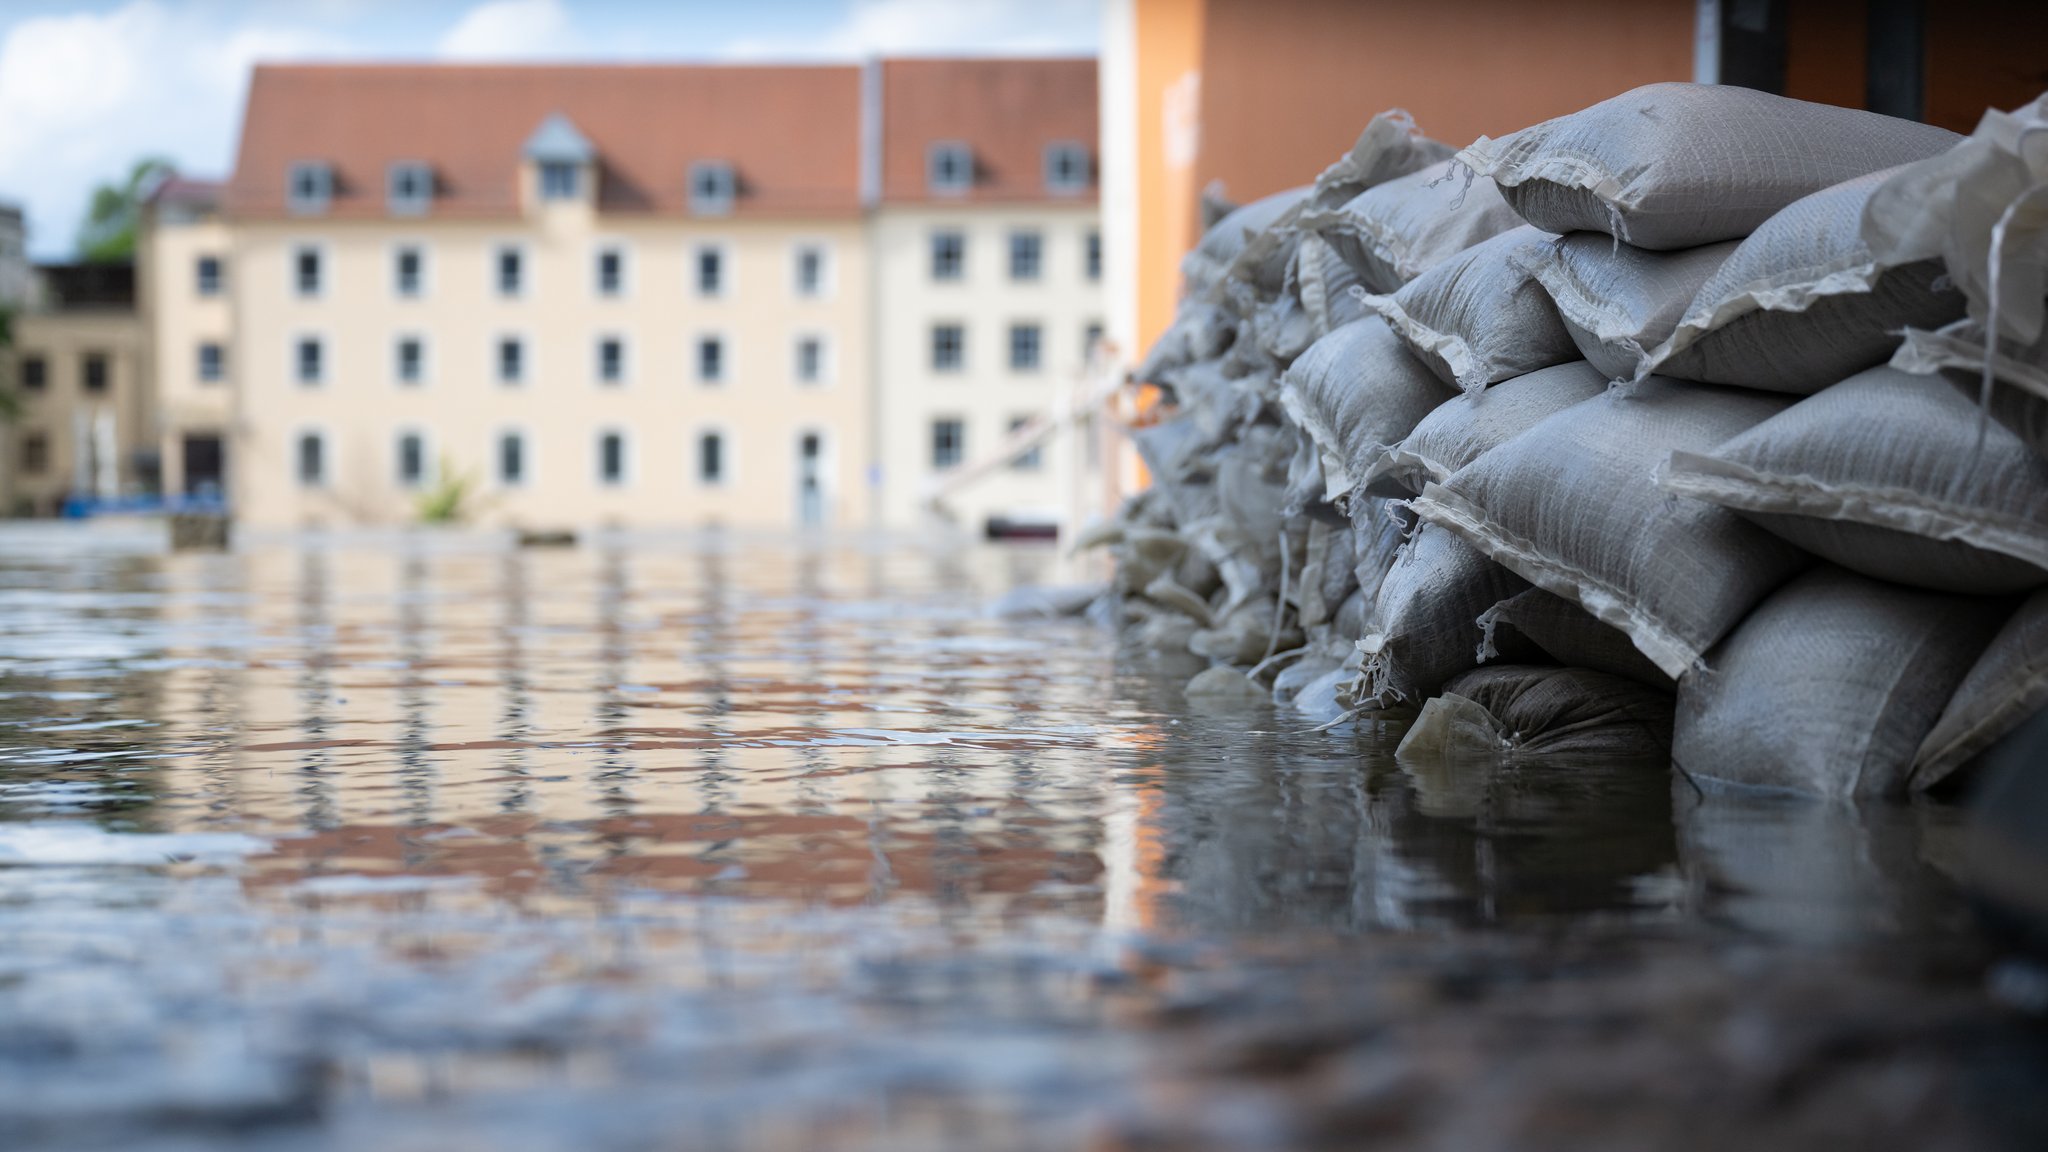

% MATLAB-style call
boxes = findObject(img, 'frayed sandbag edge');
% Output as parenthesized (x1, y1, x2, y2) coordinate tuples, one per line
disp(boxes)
(1358, 291, 1488, 395)
(1276, 383, 1367, 506)
(1638, 255, 1895, 383)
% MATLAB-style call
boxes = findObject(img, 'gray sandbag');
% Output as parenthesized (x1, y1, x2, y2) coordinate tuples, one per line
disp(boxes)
(1252, 292, 1315, 364)
(1298, 158, 1525, 295)
(1892, 319, 2048, 459)
(1673, 566, 2009, 798)
(1456, 82, 1961, 250)
(1357, 522, 1530, 705)
(1293, 232, 1370, 337)
(1190, 595, 1301, 667)
(1133, 301, 1235, 385)
(1301, 108, 1459, 213)
(1513, 233, 1739, 381)
(1185, 665, 1269, 705)
(1477, 587, 1671, 687)
(1398, 665, 1674, 762)
(1412, 377, 1808, 679)
(1914, 590, 2048, 792)
(1361, 360, 1609, 499)
(1277, 317, 1457, 504)
(1641, 167, 1967, 393)
(1360, 224, 1576, 393)
(1182, 186, 1312, 297)
(1659, 365, 2048, 594)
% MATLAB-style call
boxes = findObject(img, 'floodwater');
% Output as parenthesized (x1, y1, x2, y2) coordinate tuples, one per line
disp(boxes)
(0, 524, 2040, 1152)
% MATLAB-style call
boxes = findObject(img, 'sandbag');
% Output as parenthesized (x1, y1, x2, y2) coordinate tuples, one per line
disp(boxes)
(1659, 365, 2048, 594)
(1477, 587, 1671, 687)
(1278, 317, 1458, 504)
(1183, 187, 1312, 296)
(1914, 590, 2048, 792)
(1513, 233, 1738, 381)
(1673, 566, 2008, 798)
(1293, 232, 1370, 337)
(1357, 522, 1530, 705)
(1299, 158, 1525, 295)
(1360, 225, 1576, 393)
(1400, 665, 1675, 761)
(1456, 82, 1961, 250)
(1361, 360, 1609, 499)
(1892, 319, 2048, 459)
(1642, 167, 1966, 393)
(1412, 377, 1808, 679)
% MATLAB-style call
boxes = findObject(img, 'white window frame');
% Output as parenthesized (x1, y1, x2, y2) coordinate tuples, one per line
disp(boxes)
(289, 241, 326, 299)
(689, 161, 736, 216)
(595, 332, 629, 388)
(1008, 322, 1044, 373)
(927, 141, 973, 195)
(291, 331, 327, 388)
(387, 161, 433, 216)
(393, 426, 432, 490)
(390, 240, 429, 300)
(691, 241, 731, 299)
(1044, 141, 1089, 195)
(538, 160, 581, 201)
(789, 239, 834, 300)
(694, 330, 730, 387)
(492, 242, 528, 299)
(495, 425, 532, 490)
(1008, 229, 1043, 282)
(293, 426, 331, 489)
(393, 332, 429, 389)
(792, 330, 833, 388)
(591, 240, 631, 299)
(694, 423, 733, 489)
(495, 332, 528, 388)
(931, 322, 966, 374)
(287, 162, 332, 215)
(594, 426, 631, 488)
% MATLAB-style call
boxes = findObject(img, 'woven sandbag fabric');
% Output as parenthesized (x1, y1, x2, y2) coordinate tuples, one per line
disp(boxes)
(1436, 664, 1675, 759)
(1477, 588, 1673, 687)
(1299, 158, 1525, 296)
(1673, 567, 2009, 799)
(1362, 360, 1609, 499)
(1411, 377, 1808, 680)
(1293, 232, 1369, 338)
(1913, 590, 2048, 792)
(1278, 317, 1457, 505)
(1893, 320, 2048, 459)
(1643, 167, 1967, 394)
(1357, 521, 1531, 706)
(1181, 186, 1313, 297)
(1455, 82, 1962, 250)
(1360, 224, 1576, 393)
(1659, 365, 2048, 595)
(1513, 233, 1739, 381)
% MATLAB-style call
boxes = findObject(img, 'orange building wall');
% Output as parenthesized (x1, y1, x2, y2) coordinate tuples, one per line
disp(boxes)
(1788, 0, 2048, 132)
(1131, 0, 1207, 358)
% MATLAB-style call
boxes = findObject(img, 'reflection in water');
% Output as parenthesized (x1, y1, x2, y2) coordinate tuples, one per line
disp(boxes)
(0, 528, 2029, 1151)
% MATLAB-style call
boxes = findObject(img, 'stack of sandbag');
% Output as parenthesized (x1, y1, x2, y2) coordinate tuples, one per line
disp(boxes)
(1105, 81, 2048, 798)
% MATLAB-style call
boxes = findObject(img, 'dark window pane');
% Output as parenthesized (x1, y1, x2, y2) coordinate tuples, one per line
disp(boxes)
(699, 432, 723, 483)
(499, 433, 524, 485)
(21, 356, 45, 391)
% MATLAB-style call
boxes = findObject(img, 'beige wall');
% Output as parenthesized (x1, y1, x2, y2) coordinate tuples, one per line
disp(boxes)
(7, 308, 151, 514)
(873, 204, 1104, 532)
(140, 212, 235, 496)
(230, 209, 870, 531)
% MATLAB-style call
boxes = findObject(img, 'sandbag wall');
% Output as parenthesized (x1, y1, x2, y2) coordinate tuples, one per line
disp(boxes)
(1099, 83, 2048, 800)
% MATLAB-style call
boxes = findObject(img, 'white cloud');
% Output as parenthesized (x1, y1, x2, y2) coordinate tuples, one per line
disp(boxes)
(436, 0, 578, 61)
(723, 0, 1098, 60)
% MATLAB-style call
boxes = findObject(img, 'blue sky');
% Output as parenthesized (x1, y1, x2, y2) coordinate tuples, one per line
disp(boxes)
(0, 0, 1100, 259)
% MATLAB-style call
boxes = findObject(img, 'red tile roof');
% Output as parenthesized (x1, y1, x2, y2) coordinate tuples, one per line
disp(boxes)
(880, 58, 1098, 204)
(225, 64, 865, 220)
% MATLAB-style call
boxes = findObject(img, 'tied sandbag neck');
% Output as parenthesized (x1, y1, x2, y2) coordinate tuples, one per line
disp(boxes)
(1953, 172, 2048, 506)
(1427, 159, 1481, 212)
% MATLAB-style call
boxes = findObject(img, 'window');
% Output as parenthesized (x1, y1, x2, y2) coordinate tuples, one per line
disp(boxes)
(296, 432, 326, 487)
(1044, 142, 1089, 194)
(498, 431, 526, 487)
(595, 246, 624, 296)
(395, 337, 424, 386)
(396, 431, 426, 488)
(197, 342, 225, 384)
(295, 337, 323, 386)
(1085, 230, 1102, 282)
(927, 142, 973, 194)
(1084, 322, 1105, 361)
(597, 430, 626, 486)
(689, 162, 735, 215)
(1009, 230, 1042, 281)
(793, 244, 826, 297)
(20, 431, 48, 475)
(1009, 323, 1042, 372)
(931, 418, 964, 470)
(695, 245, 724, 296)
(496, 246, 524, 297)
(394, 245, 424, 297)
(82, 353, 109, 394)
(597, 336, 624, 385)
(497, 337, 524, 386)
(388, 162, 432, 215)
(794, 335, 824, 385)
(1009, 415, 1043, 471)
(288, 162, 332, 215)
(931, 324, 964, 373)
(19, 355, 45, 392)
(294, 246, 322, 296)
(195, 255, 223, 296)
(540, 160, 580, 200)
(697, 335, 725, 384)
(930, 231, 964, 281)
(698, 431, 724, 486)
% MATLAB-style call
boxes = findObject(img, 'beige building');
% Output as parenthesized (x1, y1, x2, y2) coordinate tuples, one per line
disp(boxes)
(140, 177, 233, 501)
(5, 263, 153, 516)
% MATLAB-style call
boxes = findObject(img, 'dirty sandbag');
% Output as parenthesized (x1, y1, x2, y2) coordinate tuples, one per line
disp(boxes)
(1252, 291, 1316, 365)
(1273, 649, 1346, 706)
(1456, 82, 1961, 250)
(1293, 522, 1359, 630)
(1356, 522, 1531, 706)
(1302, 158, 1525, 295)
(1278, 317, 1458, 504)
(1913, 589, 2048, 792)
(1110, 525, 1188, 595)
(1673, 566, 2009, 799)
(1891, 319, 2048, 459)
(1360, 225, 1579, 393)
(1513, 232, 1739, 381)
(1185, 665, 1270, 706)
(1406, 665, 1676, 761)
(1214, 426, 1293, 560)
(1349, 495, 1414, 609)
(1134, 301, 1236, 385)
(1412, 377, 1807, 679)
(1332, 584, 1370, 643)
(988, 583, 1108, 621)
(1294, 231, 1370, 337)
(1659, 365, 2048, 594)
(1280, 425, 1344, 526)
(1361, 360, 1608, 499)
(1182, 186, 1313, 296)
(1303, 108, 1457, 211)
(1125, 602, 1203, 657)
(1477, 587, 1672, 687)
(1642, 166, 1966, 394)
(1190, 595, 1301, 667)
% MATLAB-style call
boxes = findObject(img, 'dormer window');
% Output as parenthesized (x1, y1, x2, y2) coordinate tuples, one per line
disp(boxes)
(1045, 142, 1089, 194)
(540, 161, 580, 201)
(288, 162, 332, 215)
(523, 113, 596, 206)
(927, 142, 973, 195)
(387, 162, 432, 215)
(690, 162, 735, 215)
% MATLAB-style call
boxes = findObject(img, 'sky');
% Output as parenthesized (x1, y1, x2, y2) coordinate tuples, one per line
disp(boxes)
(0, 0, 1101, 259)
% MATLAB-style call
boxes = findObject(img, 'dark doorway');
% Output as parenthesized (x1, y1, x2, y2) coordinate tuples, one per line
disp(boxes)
(182, 433, 225, 498)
